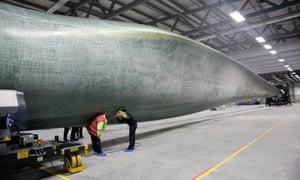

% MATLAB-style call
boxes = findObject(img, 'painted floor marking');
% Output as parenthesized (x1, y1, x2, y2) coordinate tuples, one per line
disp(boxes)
(192, 115, 289, 180)
(39, 166, 70, 180)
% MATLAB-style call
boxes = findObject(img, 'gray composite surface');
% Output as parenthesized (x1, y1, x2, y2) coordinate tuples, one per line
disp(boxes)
(3, 104, 300, 180)
(0, 3, 278, 130)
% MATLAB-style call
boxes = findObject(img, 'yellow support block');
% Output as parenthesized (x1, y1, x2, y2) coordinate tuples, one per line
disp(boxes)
(63, 152, 84, 173)
(17, 150, 29, 159)
(3, 136, 11, 141)
(52, 145, 57, 155)
(84, 144, 89, 156)
(66, 166, 84, 173)
(70, 147, 79, 152)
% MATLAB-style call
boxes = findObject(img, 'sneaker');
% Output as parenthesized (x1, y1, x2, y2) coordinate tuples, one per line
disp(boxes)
(96, 152, 107, 156)
(124, 148, 134, 152)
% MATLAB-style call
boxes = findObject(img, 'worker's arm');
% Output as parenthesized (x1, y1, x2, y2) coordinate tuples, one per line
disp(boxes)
(116, 117, 124, 123)
(103, 119, 107, 130)
(97, 121, 104, 139)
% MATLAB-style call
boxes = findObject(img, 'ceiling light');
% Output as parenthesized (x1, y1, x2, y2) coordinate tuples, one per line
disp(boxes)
(278, 58, 285, 62)
(270, 50, 277, 54)
(264, 44, 272, 49)
(256, 36, 266, 43)
(229, 11, 245, 22)
(287, 67, 293, 71)
(295, 75, 300, 79)
(284, 64, 290, 68)
(292, 72, 296, 75)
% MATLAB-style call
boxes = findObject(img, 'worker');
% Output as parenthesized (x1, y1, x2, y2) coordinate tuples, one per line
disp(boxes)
(86, 113, 109, 156)
(115, 108, 137, 152)
(7, 114, 16, 134)
(63, 127, 70, 141)
(70, 127, 79, 141)
(0, 113, 8, 129)
(0, 113, 16, 135)
(63, 127, 79, 141)
(78, 127, 84, 139)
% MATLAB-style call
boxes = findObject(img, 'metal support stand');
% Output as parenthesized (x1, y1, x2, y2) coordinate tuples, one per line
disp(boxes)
(63, 151, 83, 173)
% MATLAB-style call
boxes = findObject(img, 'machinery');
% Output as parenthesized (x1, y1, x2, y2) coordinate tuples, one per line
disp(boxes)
(236, 98, 261, 105)
(0, 90, 87, 173)
(266, 85, 291, 106)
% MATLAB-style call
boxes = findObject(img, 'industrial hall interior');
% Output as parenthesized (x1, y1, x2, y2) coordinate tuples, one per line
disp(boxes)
(0, 0, 300, 180)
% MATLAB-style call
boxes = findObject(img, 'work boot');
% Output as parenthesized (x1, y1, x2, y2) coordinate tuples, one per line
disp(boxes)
(124, 148, 134, 152)
(95, 152, 107, 156)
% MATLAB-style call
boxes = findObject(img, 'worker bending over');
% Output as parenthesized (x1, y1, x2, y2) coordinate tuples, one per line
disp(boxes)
(115, 108, 137, 152)
(87, 113, 109, 156)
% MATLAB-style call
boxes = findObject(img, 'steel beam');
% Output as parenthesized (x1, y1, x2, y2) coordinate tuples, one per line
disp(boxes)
(103, 0, 148, 19)
(47, 0, 69, 14)
(240, 0, 250, 10)
(85, 0, 94, 18)
(109, 0, 117, 12)
(66, 0, 91, 15)
(246, 0, 300, 18)
(194, 11, 300, 41)
(2, 0, 47, 11)
(146, 1, 225, 25)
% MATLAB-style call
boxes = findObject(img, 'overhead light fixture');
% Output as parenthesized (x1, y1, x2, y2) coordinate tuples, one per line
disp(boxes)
(264, 44, 272, 49)
(270, 50, 277, 54)
(292, 72, 296, 75)
(256, 36, 266, 43)
(295, 75, 300, 79)
(229, 11, 245, 23)
(284, 64, 290, 68)
(278, 58, 285, 62)
(287, 67, 293, 71)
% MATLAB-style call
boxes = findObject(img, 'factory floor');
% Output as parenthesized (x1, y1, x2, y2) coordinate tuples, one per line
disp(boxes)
(3, 103, 300, 180)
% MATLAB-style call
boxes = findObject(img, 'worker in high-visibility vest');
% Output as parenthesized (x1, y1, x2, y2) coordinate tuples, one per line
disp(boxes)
(87, 113, 109, 156)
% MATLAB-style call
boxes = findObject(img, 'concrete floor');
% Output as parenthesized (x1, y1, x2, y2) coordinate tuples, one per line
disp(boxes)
(2, 103, 300, 180)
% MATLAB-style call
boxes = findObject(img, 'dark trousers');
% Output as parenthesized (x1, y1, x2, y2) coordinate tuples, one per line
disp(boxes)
(63, 127, 70, 141)
(128, 125, 137, 149)
(89, 133, 103, 153)
(71, 127, 79, 140)
(78, 127, 83, 137)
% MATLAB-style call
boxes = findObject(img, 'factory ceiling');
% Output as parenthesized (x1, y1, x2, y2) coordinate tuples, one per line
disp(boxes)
(2, 0, 300, 84)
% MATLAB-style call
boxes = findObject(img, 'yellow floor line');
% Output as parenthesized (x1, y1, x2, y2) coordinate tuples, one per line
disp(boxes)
(39, 166, 70, 180)
(192, 116, 289, 180)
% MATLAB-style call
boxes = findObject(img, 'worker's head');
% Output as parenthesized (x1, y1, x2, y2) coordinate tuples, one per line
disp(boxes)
(115, 110, 128, 119)
(105, 113, 111, 119)
(118, 107, 127, 112)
